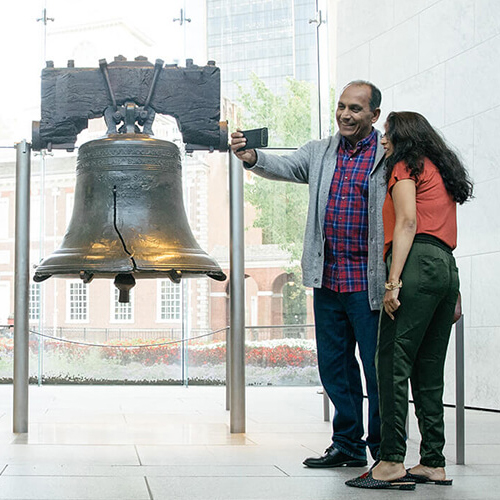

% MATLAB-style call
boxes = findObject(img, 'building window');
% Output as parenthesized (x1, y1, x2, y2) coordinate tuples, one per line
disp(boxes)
(0, 198, 8, 239)
(67, 281, 88, 322)
(111, 286, 134, 322)
(29, 283, 41, 321)
(0, 281, 10, 325)
(158, 280, 181, 321)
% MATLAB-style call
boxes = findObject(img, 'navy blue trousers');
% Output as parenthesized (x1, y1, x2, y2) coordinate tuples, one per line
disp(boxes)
(313, 288, 381, 460)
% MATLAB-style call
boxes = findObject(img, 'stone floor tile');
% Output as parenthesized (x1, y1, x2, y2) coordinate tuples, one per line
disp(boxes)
(0, 476, 150, 500)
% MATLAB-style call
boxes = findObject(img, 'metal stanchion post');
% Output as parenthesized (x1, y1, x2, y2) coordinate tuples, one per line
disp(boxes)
(455, 314, 465, 464)
(229, 151, 245, 433)
(405, 408, 410, 439)
(13, 140, 31, 433)
(322, 390, 330, 422)
(405, 380, 411, 439)
(226, 325, 231, 411)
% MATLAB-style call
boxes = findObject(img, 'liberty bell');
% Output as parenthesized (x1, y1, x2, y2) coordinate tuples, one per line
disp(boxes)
(32, 56, 228, 301)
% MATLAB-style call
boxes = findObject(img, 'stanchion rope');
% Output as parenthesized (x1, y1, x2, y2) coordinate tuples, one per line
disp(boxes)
(0, 325, 229, 348)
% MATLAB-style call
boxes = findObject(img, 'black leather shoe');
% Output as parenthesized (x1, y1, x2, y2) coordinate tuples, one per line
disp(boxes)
(303, 447, 367, 468)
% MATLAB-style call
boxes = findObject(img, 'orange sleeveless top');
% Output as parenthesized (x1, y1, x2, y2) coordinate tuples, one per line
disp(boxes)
(383, 158, 457, 258)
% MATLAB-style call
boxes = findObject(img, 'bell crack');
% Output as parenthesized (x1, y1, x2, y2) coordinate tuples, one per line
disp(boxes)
(112, 186, 137, 269)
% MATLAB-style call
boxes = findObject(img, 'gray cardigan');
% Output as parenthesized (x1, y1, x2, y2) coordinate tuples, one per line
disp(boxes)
(246, 131, 387, 311)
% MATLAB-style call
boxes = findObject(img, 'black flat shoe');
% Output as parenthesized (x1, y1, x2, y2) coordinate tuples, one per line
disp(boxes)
(346, 471, 416, 490)
(405, 469, 453, 485)
(303, 447, 367, 468)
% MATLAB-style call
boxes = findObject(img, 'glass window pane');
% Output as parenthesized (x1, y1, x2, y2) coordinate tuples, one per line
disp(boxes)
(67, 282, 88, 322)
(29, 283, 41, 321)
(112, 287, 134, 323)
(207, 0, 321, 147)
(158, 280, 181, 322)
(0, 0, 328, 387)
(0, 198, 9, 239)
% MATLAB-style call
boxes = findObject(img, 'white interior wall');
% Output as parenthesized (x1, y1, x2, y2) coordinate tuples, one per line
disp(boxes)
(333, 0, 500, 410)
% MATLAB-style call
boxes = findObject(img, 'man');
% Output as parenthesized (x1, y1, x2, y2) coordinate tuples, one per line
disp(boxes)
(230, 81, 386, 467)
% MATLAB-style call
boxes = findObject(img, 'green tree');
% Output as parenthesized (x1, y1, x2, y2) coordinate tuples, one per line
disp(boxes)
(238, 75, 315, 326)
(238, 75, 314, 262)
(238, 73, 315, 148)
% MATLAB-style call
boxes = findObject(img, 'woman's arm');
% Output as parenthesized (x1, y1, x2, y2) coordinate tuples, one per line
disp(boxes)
(384, 179, 417, 320)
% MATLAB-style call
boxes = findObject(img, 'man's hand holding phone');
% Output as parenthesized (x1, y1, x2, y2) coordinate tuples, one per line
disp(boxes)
(230, 128, 268, 167)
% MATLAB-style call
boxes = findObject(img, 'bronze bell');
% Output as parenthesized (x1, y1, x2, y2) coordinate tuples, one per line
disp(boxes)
(33, 133, 226, 301)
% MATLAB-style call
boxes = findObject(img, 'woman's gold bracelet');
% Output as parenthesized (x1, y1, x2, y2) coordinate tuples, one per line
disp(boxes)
(385, 279, 403, 290)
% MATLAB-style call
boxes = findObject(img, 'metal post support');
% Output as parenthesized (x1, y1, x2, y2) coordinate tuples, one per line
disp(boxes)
(228, 152, 245, 433)
(181, 279, 190, 387)
(226, 325, 231, 411)
(405, 381, 411, 439)
(13, 140, 31, 433)
(405, 407, 410, 439)
(455, 314, 465, 464)
(322, 390, 330, 422)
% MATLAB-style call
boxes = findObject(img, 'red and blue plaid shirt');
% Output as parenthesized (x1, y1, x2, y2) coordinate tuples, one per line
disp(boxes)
(322, 129, 378, 292)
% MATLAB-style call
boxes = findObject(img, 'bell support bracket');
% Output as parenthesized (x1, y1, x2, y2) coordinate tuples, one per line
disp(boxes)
(31, 55, 228, 152)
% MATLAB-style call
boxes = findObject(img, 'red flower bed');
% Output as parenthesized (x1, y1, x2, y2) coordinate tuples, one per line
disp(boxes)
(101, 339, 181, 366)
(0, 338, 13, 355)
(246, 345, 317, 368)
(188, 344, 227, 365)
(0, 337, 317, 369)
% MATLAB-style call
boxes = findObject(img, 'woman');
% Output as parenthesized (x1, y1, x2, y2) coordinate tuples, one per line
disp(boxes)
(346, 111, 473, 490)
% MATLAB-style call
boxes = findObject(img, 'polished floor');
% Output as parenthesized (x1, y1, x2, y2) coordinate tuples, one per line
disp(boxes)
(0, 384, 498, 499)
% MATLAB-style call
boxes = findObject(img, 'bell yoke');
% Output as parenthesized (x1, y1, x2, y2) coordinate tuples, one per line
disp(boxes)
(32, 55, 228, 301)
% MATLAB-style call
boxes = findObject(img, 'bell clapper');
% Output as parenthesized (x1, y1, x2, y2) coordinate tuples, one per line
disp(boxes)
(114, 274, 136, 303)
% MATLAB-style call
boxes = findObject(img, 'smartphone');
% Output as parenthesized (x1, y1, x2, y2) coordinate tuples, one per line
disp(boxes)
(239, 127, 268, 150)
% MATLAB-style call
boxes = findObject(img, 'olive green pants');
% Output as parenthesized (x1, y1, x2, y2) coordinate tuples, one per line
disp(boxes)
(377, 236, 459, 467)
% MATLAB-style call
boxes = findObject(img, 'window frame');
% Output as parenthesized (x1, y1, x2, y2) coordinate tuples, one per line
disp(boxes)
(66, 280, 89, 323)
(29, 283, 41, 321)
(110, 284, 134, 324)
(156, 279, 182, 323)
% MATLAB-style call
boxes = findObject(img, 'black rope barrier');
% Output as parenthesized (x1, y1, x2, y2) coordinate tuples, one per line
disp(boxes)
(0, 324, 315, 349)
(0, 325, 229, 349)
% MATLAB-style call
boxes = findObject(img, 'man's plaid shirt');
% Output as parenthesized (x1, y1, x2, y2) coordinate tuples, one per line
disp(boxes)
(322, 129, 378, 292)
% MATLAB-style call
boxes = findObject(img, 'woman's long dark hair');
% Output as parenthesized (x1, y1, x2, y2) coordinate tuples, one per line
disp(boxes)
(384, 111, 473, 204)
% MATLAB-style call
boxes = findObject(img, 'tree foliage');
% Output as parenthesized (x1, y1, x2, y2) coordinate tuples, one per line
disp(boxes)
(238, 75, 313, 263)
(238, 73, 315, 148)
(237, 75, 320, 325)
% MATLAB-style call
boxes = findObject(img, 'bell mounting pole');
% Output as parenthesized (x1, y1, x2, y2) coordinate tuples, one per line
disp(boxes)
(229, 151, 246, 433)
(13, 140, 31, 433)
